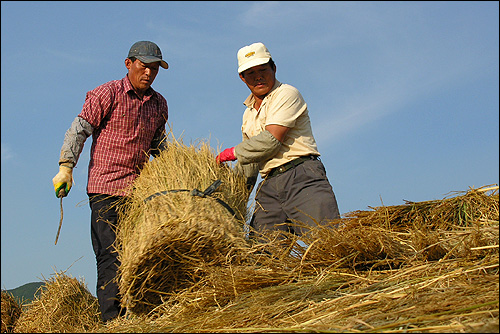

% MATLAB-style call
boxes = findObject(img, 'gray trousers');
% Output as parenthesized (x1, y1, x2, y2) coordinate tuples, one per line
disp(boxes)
(250, 159, 340, 236)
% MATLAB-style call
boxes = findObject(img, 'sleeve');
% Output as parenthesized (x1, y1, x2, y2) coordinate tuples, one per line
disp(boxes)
(266, 86, 307, 128)
(59, 116, 93, 167)
(78, 86, 114, 128)
(234, 130, 281, 165)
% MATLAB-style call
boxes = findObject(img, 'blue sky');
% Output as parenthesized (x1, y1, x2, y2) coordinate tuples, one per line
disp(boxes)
(1, 1, 498, 296)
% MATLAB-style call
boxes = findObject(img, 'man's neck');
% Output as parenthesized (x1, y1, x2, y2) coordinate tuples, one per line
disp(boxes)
(253, 95, 265, 110)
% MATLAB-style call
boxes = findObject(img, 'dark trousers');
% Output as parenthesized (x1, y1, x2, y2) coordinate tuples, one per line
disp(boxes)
(250, 159, 340, 236)
(89, 194, 125, 322)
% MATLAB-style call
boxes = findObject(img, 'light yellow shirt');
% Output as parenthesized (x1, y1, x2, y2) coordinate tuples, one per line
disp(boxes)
(241, 80, 320, 177)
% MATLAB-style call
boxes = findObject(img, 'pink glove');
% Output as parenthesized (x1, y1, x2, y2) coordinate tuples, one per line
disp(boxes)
(216, 147, 236, 164)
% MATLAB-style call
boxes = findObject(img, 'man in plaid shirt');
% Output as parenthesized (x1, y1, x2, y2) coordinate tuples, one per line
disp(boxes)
(52, 41, 169, 322)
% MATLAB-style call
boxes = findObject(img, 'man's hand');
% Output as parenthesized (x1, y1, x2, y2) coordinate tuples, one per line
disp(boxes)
(216, 147, 236, 164)
(52, 165, 73, 198)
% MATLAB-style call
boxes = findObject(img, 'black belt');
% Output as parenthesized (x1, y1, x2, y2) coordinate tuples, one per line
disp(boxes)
(267, 155, 318, 178)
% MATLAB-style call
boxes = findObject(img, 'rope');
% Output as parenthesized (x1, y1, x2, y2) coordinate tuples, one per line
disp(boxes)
(143, 180, 236, 217)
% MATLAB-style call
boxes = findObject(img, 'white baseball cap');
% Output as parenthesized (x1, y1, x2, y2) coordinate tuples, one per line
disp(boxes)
(237, 42, 272, 73)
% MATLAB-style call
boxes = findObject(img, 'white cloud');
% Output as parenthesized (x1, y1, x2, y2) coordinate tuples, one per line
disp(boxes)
(313, 85, 409, 144)
(299, 3, 497, 146)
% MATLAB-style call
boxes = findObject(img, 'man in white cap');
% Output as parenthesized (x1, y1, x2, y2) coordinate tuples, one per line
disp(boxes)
(52, 41, 169, 322)
(217, 42, 340, 238)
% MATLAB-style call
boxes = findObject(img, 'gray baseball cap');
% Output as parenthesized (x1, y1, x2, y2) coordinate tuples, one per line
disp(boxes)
(128, 41, 169, 69)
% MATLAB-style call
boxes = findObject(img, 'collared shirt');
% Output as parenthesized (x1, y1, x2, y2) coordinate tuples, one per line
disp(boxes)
(241, 80, 320, 176)
(78, 75, 168, 196)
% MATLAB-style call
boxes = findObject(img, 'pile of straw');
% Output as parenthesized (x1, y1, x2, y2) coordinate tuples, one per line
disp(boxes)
(140, 256, 498, 333)
(295, 185, 499, 271)
(5, 183, 496, 332)
(116, 135, 252, 315)
(103, 184, 498, 333)
(13, 271, 100, 333)
(1, 291, 21, 333)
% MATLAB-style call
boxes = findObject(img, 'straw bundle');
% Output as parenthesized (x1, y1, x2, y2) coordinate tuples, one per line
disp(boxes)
(116, 135, 252, 315)
(13, 272, 100, 333)
(1, 291, 21, 333)
(293, 185, 499, 273)
(343, 185, 499, 230)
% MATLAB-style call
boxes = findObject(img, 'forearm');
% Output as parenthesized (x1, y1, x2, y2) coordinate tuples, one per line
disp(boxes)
(234, 130, 282, 165)
(59, 116, 93, 167)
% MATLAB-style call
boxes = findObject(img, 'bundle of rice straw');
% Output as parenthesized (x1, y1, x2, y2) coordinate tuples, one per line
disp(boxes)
(281, 184, 499, 274)
(1, 291, 21, 333)
(13, 272, 100, 333)
(116, 135, 252, 315)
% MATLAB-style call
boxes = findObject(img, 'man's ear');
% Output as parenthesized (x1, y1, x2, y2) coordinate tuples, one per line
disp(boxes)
(125, 58, 132, 70)
(239, 72, 246, 84)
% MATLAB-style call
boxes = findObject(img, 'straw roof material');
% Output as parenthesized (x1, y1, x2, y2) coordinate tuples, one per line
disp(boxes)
(139, 258, 498, 333)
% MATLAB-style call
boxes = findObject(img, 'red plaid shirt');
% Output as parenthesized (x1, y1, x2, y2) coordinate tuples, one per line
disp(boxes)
(79, 75, 168, 196)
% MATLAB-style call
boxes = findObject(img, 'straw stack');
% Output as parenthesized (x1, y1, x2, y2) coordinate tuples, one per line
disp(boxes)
(116, 135, 252, 315)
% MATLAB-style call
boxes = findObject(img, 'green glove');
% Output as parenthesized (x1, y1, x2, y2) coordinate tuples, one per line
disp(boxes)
(52, 165, 73, 198)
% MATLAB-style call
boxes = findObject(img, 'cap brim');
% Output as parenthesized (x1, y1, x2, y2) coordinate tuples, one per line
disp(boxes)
(238, 57, 270, 73)
(136, 55, 169, 69)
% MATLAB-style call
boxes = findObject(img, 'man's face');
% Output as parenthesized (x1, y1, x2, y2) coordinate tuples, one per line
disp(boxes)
(125, 58, 160, 94)
(239, 63, 276, 99)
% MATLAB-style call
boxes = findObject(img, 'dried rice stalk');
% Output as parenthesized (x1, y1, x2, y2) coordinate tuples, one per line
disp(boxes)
(342, 184, 499, 230)
(135, 253, 498, 333)
(1, 291, 22, 333)
(116, 133, 252, 315)
(96, 184, 498, 333)
(291, 185, 499, 273)
(13, 272, 100, 333)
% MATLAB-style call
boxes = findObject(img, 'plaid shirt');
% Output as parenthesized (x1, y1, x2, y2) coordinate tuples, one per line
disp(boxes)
(79, 75, 168, 196)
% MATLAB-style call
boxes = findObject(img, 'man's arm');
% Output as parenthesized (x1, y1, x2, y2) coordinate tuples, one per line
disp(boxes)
(265, 124, 289, 143)
(53, 116, 92, 197)
(59, 116, 93, 167)
(233, 130, 282, 165)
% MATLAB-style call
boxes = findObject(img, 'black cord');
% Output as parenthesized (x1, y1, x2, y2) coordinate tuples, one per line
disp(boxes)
(143, 180, 235, 217)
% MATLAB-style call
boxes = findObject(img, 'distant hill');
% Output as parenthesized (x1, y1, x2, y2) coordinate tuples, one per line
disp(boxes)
(3, 282, 44, 305)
